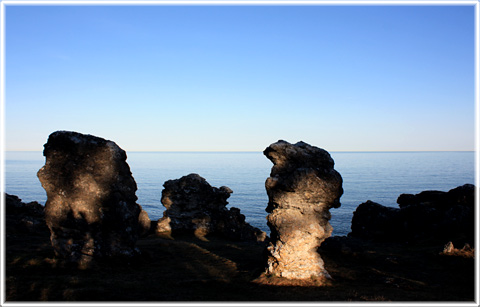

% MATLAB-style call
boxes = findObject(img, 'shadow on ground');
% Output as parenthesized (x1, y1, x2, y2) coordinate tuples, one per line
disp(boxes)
(5, 230, 475, 302)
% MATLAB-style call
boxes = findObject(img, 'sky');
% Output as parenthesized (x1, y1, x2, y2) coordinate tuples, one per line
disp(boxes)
(3, 3, 476, 152)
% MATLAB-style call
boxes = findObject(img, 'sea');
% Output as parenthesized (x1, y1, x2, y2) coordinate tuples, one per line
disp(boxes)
(3, 151, 476, 236)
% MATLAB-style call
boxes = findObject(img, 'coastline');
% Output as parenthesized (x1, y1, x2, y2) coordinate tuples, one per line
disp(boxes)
(4, 151, 476, 238)
(4, 184, 475, 302)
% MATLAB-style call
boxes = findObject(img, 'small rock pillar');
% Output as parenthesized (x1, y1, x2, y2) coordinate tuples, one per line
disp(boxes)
(263, 140, 343, 281)
(37, 131, 150, 267)
(157, 173, 266, 241)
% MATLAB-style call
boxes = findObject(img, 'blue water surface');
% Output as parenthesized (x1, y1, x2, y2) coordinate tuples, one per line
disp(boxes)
(4, 151, 475, 236)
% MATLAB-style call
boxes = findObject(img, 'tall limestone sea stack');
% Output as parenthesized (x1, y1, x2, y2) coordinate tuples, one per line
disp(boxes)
(263, 140, 343, 282)
(37, 131, 150, 268)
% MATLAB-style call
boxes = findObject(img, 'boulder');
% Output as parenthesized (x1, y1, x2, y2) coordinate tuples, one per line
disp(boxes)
(156, 173, 266, 241)
(350, 184, 475, 246)
(5, 193, 48, 234)
(37, 131, 150, 268)
(350, 200, 402, 241)
(263, 140, 343, 281)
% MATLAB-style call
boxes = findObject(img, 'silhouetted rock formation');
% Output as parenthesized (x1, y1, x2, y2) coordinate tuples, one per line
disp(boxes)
(350, 184, 475, 246)
(37, 131, 151, 268)
(263, 140, 343, 281)
(156, 173, 266, 241)
(5, 193, 47, 234)
(349, 200, 402, 241)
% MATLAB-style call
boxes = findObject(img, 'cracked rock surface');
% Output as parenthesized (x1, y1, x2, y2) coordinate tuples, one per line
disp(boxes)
(157, 173, 266, 242)
(263, 140, 343, 280)
(37, 131, 150, 268)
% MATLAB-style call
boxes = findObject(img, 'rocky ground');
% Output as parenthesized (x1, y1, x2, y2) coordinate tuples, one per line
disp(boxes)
(4, 134, 476, 303)
(4, 178, 476, 302)
(5, 226, 475, 302)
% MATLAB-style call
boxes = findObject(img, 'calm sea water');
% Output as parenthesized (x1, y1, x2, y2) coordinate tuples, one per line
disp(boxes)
(4, 151, 476, 236)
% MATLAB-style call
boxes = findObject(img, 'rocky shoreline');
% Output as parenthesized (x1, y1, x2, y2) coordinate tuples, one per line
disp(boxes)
(5, 186, 475, 302)
(4, 131, 476, 302)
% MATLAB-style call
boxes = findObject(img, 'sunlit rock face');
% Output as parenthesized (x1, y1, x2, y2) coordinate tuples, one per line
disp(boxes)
(263, 140, 343, 280)
(37, 131, 150, 268)
(157, 173, 266, 241)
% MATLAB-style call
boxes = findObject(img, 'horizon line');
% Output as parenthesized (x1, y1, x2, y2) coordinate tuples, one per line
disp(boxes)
(3, 150, 476, 153)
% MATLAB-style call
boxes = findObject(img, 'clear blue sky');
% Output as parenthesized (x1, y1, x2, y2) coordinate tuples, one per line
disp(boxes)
(4, 4, 475, 152)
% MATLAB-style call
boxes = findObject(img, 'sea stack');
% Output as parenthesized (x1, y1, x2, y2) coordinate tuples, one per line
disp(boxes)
(263, 140, 343, 281)
(37, 131, 150, 268)
(157, 173, 266, 241)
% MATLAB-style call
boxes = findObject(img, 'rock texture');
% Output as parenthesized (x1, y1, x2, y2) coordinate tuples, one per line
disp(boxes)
(263, 140, 343, 280)
(5, 193, 47, 234)
(37, 131, 150, 267)
(156, 173, 266, 241)
(350, 184, 475, 246)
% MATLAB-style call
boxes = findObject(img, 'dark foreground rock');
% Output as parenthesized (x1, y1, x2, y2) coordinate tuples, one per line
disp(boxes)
(6, 211, 474, 302)
(5, 193, 47, 233)
(262, 140, 343, 281)
(37, 131, 151, 268)
(350, 184, 475, 246)
(156, 173, 266, 242)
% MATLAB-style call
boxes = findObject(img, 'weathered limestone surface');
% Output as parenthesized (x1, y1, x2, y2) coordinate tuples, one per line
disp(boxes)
(157, 173, 266, 241)
(350, 184, 475, 246)
(263, 140, 343, 280)
(37, 131, 150, 267)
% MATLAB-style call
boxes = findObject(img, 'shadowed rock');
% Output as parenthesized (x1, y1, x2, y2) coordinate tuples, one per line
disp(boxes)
(350, 184, 475, 246)
(156, 173, 266, 241)
(5, 193, 47, 234)
(349, 200, 402, 241)
(37, 131, 150, 268)
(263, 140, 343, 281)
